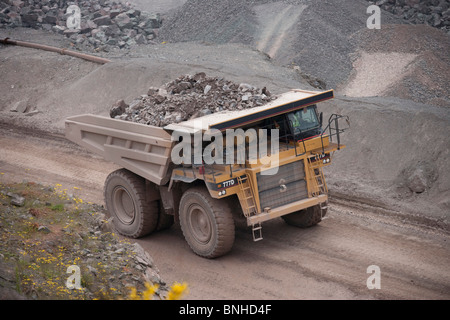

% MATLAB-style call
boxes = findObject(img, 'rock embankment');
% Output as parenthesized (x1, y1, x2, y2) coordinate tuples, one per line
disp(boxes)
(0, 0, 162, 51)
(368, 0, 450, 33)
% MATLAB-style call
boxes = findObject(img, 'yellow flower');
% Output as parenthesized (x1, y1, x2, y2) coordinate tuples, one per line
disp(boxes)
(166, 282, 188, 300)
(142, 283, 159, 300)
(128, 287, 139, 300)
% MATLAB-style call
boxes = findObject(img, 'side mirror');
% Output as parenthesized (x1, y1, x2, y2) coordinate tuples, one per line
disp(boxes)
(319, 112, 323, 127)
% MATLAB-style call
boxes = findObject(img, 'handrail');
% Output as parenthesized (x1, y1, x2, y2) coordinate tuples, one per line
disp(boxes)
(320, 114, 350, 153)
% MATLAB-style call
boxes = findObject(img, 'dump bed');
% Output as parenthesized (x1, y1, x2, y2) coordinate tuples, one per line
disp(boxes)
(65, 114, 174, 185)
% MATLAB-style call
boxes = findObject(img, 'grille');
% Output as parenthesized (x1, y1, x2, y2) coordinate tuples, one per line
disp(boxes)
(256, 161, 308, 210)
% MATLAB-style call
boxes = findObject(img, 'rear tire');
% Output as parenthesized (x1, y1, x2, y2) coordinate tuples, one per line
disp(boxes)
(281, 204, 326, 228)
(179, 187, 235, 258)
(104, 169, 159, 238)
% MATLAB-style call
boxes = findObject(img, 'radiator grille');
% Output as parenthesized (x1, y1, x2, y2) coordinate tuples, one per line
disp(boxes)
(256, 161, 308, 209)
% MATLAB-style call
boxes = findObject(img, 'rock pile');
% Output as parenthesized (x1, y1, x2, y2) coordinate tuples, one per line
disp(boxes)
(0, 0, 162, 50)
(368, 0, 450, 33)
(111, 73, 276, 127)
(84, 211, 167, 296)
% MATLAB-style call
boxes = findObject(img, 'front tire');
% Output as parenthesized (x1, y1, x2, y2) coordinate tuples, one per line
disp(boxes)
(104, 169, 159, 238)
(179, 187, 235, 258)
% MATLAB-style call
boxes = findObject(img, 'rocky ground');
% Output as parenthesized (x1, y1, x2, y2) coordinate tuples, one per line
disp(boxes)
(0, 180, 169, 299)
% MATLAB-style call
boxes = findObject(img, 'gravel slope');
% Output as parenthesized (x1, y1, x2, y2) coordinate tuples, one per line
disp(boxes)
(157, 0, 449, 107)
(158, 0, 404, 88)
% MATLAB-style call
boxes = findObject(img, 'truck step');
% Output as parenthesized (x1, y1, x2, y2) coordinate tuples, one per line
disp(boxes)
(252, 223, 263, 242)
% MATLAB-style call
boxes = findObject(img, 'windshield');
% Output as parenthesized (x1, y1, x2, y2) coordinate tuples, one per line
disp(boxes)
(287, 106, 320, 136)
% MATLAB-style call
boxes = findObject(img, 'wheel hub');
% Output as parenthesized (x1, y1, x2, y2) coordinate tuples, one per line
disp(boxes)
(189, 205, 212, 244)
(112, 186, 135, 225)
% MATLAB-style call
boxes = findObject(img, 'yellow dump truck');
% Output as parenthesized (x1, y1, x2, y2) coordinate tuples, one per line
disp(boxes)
(65, 89, 348, 258)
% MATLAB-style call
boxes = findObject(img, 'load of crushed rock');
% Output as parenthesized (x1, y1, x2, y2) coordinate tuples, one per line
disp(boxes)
(110, 72, 276, 127)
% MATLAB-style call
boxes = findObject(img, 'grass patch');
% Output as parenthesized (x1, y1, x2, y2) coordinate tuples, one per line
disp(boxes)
(50, 204, 65, 212)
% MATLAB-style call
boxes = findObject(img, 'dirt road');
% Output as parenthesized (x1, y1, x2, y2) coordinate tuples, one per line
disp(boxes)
(1, 124, 449, 300)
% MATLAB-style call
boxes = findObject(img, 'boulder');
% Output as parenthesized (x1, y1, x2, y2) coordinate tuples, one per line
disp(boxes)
(42, 13, 57, 24)
(63, 28, 80, 37)
(114, 12, 133, 29)
(8, 193, 25, 207)
(10, 100, 28, 113)
(110, 99, 128, 118)
(402, 161, 438, 194)
(109, 9, 121, 19)
(93, 14, 111, 26)
(21, 12, 38, 27)
(80, 20, 97, 34)
(52, 25, 66, 34)
(135, 33, 146, 44)
(140, 12, 161, 29)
